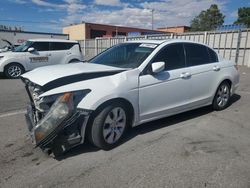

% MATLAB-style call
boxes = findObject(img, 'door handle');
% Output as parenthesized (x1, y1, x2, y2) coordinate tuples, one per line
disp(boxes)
(47, 53, 51, 56)
(180, 72, 191, 79)
(213, 66, 220, 71)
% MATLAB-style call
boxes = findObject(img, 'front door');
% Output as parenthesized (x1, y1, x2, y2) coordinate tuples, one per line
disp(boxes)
(139, 43, 192, 122)
(27, 42, 51, 70)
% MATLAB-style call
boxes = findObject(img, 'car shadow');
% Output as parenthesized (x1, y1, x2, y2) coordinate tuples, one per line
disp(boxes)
(0, 74, 7, 79)
(56, 94, 241, 160)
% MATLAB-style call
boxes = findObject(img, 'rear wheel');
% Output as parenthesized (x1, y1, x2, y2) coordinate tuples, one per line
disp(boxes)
(89, 103, 129, 150)
(212, 81, 231, 110)
(4, 63, 24, 79)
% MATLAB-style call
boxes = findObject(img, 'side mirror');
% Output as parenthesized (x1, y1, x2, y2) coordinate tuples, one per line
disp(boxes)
(27, 47, 35, 52)
(151, 61, 165, 74)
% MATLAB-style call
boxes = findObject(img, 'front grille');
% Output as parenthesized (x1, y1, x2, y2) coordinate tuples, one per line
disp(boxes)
(23, 79, 47, 123)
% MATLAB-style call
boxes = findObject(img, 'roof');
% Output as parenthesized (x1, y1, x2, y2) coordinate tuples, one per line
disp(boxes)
(157, 25, 191, 29)
(125, 39, 209, 46)
(28, 38, 78, 43)
(125, 40, 167, 44)
(0, 29, 68, 36)
(64, 22, 157, 32)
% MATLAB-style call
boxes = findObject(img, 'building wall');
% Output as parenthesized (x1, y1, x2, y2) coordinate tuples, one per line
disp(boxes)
(85, 23, 153, 39)
(63, 24, 86, 40)
(63, 23, 159, 40)
(157, 26, 190, 33)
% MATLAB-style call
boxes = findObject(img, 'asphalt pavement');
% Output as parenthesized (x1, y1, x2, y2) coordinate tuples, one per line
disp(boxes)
(0, 68, 250, 188)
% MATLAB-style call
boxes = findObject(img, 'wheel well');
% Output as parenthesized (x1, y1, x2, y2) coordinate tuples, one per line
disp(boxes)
(85, 98, 135, 135)
(4, 62, 25, 72)
(221, 79, 232, 88)
(69, 59, 80, 63)
(94, 98, 134, 126)
(213, 79, 232, 99)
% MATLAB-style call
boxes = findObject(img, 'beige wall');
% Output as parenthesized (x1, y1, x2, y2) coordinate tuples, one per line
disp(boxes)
(63, 23, 160, 40)
(63, 24, 86, 40)
(157, 27, 190, 33)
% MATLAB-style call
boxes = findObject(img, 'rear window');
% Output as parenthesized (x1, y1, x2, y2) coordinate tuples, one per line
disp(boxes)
(50, 42, 76, 51)
(185, 43, 211, 66)
(31, 42, 50, 51)
(207, 47, 218, 62)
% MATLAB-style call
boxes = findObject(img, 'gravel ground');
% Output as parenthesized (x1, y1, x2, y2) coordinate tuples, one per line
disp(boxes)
(0, 67, 250, 188)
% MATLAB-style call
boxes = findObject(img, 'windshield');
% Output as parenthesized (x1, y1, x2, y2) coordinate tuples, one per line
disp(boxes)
(14, 41, 33, 52)
(90, 43, 157, 68)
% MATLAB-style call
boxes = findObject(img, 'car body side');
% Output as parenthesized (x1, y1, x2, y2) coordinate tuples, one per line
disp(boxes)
(0, 39, 83, 73)
(37, 40, 239, 127)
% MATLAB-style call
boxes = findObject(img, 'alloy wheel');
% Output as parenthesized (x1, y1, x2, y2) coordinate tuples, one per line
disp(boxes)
(103, 107, 126, 144)
(7, 65, 22, 78)
(216, 84, 230, 108)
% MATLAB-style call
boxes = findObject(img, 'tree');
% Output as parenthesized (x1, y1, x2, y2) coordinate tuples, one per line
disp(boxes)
(190, 4, 225, 31)
(234, 7, 250, 27)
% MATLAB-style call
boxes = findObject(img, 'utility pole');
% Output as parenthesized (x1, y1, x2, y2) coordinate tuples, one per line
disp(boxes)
(151, 9, 154, 30)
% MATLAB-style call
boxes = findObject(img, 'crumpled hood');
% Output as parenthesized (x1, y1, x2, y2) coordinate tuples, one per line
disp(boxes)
(21, 63, 127, 90)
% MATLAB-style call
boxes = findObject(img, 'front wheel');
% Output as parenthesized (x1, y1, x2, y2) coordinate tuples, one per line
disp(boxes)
(89, 103, 129, 150)
(4, 63, 24, 79)
(212, 82, 231, 110)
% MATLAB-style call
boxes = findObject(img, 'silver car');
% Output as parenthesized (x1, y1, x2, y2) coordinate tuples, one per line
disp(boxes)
(22, 39, 240, 156)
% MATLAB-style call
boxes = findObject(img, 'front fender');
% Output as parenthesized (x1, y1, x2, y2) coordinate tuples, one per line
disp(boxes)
(0, 57, 27, 72)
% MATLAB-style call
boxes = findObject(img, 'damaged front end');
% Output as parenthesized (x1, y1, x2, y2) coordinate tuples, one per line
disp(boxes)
(22, 78, 92, 155)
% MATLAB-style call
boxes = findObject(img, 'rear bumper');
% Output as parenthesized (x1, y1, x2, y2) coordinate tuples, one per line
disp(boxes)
(231, 83, 239, 95)
(25, 104, 90, 151)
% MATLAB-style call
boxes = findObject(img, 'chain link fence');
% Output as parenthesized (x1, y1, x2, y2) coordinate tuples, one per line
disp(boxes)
(79, 29, 250, 66)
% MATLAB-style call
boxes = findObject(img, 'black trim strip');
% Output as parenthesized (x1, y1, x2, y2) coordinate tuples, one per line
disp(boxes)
(42, 70, 125, 92)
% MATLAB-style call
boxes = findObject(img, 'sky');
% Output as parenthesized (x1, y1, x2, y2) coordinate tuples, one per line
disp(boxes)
(0, 0, 249, 33)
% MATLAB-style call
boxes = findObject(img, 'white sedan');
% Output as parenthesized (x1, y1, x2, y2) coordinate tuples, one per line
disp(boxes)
(21, 39, 239, 155)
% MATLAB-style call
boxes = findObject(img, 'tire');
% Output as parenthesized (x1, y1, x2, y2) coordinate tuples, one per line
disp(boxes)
(89, 103, 129, 150)
(4, 63, 24, 79)
(212, 81, 231, 111)
(69, 59, 80, 63)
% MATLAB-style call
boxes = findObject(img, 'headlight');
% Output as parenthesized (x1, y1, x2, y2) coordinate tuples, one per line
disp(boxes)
(34, 92, 75, 144)
(0, 56, 4, 59)
(36, 89, 90, 112)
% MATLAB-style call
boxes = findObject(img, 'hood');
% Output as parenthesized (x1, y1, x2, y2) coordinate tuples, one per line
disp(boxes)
(0, 51, 24, 56)
(0, 51, 12, 55)
(21, 63, 127, 91)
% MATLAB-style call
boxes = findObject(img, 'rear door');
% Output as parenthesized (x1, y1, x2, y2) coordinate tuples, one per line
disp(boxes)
(184, 43, 220, 106)
(139, 43, 192, 122)
(49, 42, 76, 64)
(26, 42, 51, 70)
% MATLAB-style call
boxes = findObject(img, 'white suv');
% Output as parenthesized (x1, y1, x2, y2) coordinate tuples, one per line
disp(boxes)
(0, 39, 83, 78)
(22, 40, 239, 155)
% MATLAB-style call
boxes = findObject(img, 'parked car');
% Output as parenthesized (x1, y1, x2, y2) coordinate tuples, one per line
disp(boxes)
(0, 38, 83, 78)
(21, 39, 239, 156)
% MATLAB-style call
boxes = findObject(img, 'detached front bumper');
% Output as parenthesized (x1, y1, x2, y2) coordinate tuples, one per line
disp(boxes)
(25, 104, 90, 151)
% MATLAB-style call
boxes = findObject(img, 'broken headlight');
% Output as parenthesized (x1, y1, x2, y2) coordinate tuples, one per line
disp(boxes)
(34, 90, 90, 144)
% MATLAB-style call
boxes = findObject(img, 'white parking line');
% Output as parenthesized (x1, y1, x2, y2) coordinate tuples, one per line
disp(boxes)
(0, 110, 26, 118)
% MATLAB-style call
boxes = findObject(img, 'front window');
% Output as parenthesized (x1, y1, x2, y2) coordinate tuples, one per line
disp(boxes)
(151, 43, 186, 71)
(90, 43, 157, 68)
(14, 41, 33, 52)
